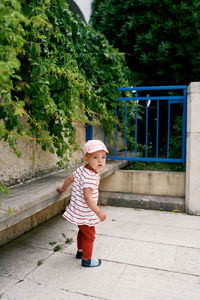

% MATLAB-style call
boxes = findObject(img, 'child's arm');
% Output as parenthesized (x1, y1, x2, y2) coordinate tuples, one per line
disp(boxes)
(56, 174, 74, 193)
(83, 188, 106, 222)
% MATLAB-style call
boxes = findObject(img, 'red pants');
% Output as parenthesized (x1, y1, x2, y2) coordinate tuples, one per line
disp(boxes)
(77, 225, 95, 260)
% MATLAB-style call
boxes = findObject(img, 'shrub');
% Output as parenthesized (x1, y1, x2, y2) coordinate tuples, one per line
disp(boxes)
(91, 0, 200, 86)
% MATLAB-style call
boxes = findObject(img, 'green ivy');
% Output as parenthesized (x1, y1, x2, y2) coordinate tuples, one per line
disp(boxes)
(0, 0, 130, 169)
(0, 0, 133, 214)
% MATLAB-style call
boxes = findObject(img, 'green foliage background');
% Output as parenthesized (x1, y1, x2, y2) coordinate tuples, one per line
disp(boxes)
(0, 0, 130, 167)
(90, 0, 200, 86)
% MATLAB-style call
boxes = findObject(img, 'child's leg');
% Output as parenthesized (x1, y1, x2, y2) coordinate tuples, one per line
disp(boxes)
(79, 225, 95, 259)
(78, 225, 101, 267)
(76, 226, 83, 259)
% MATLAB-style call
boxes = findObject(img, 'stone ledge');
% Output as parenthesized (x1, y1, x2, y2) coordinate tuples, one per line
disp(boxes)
(0, 161, 127, 246)
(99, 191, 185, 212)
(0, 198, 68, 246)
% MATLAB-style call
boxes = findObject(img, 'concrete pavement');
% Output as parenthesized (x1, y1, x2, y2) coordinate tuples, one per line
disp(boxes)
(1, 206, 200, 300)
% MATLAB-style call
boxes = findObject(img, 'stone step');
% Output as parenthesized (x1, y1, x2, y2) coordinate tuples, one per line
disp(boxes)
(99, 191, 185, 212)
(0, 161, 127, 246)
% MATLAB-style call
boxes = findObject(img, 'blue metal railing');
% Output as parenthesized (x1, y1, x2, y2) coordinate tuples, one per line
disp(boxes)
(105, 85, 187, 163)
(86, 113, 93, 141)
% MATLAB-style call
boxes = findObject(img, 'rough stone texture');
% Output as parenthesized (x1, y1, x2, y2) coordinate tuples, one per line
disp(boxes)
(0, 123, 85, 186)
(100, 170, 185, 197)
(99, 191, 185, 212)
(0, 139, 59, 186)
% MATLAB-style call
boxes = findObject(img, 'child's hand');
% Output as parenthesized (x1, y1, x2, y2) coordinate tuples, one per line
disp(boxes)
(97, 210, 106, 222)
(56, 186, 64, 193)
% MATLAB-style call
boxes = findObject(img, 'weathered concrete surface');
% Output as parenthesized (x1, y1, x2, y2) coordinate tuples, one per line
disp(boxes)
(99, 191, 185, 212)
(0, 123, 85, 186)
(100, 170, 185, 197)
(0, 161, 127, 246)
(186, 82, 200, 215)
(1, 206, 200, 300)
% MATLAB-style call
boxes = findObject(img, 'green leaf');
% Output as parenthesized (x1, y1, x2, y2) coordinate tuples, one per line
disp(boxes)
(53, 245, 62, 252)
(37, 259, 44, 266)
(49, 241, 57, 246)
(8, 206, 13, 216)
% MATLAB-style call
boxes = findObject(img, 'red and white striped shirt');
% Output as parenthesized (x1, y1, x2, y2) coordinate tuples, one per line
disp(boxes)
(63, 165, 100, 226)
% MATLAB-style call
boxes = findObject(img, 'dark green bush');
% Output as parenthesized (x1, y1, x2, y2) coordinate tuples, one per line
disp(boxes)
(91, 0, 200, 86)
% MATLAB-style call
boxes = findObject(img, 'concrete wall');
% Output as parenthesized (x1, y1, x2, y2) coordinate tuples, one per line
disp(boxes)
(0, 123, 85, 187)
(100, 170, 185, 197)
(185, 82, 200, 215)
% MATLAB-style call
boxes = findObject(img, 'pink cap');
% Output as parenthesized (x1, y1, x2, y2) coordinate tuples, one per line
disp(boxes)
(83, 140, 108, 156)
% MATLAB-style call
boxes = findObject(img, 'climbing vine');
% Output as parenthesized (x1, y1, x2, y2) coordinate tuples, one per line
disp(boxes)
(0, 0, 132, 213)
(0, 0, 130, 168)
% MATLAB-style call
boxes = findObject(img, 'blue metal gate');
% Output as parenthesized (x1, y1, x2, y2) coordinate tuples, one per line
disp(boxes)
(104, 85, 187, 163)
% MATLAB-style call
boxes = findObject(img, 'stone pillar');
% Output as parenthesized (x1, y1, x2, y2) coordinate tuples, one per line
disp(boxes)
(185, 82, 200, 215)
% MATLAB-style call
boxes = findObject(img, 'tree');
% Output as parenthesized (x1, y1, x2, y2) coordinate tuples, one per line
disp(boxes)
(90, 0, 200, 86)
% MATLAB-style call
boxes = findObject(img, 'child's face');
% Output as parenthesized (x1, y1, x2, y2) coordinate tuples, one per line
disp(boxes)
(84, 150, 106, 172)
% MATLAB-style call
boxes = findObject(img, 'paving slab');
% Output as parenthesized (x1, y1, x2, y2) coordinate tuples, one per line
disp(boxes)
(0, 241, 52, 280)
(39, 213, 76, 230)
(0, 275, 18, 295)
(64, 235, 177, 272)
(98, 206, 200, 229)
(97, 207, 200, 248)
(19, 221, 77, 251)
(1, 206, 200, 300)
(110, 265, 200, 300)
(0, 280, 99, 300)
(134, 223, 200, 248)
(26, 252, 126, 300)
(174, 247, 200, 276)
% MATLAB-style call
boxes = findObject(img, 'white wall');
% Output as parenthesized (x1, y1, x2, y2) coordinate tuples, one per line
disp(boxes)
(185, 82, 200, 215)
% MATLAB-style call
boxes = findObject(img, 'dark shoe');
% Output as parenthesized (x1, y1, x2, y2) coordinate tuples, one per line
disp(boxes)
(76, 251, 82, 259)
(82, 258, 101, 267)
